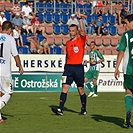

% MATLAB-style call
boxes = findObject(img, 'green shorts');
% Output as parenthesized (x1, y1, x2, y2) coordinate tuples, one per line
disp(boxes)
(124, 74, 133, 91)
(85, 70, 99, 80)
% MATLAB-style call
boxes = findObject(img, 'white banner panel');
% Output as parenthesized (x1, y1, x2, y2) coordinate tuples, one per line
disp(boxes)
(97, 73, 124, 92)
(11, 55, 122, 73)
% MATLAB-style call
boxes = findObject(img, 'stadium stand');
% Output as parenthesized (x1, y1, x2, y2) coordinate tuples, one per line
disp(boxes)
(0, 0, 131, 55)
(0, 1, 4, 11)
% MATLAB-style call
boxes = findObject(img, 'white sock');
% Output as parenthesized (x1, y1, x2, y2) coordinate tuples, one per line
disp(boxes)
(1, 94, 11, 109)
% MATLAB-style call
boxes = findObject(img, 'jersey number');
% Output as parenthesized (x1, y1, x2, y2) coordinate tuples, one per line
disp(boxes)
(0, 43, 3, 57)
(125, 33, 133, 55)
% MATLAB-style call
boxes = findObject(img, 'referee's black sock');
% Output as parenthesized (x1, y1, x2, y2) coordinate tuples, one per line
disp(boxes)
(80, 93, 86, 110)
(59, 92, 67, 111)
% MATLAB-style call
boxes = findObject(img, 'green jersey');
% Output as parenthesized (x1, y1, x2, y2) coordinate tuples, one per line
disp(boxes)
(117, 29, 133, 75)
(88, 49, 104, 71)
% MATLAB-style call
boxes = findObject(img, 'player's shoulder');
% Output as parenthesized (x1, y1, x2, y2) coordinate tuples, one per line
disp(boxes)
(6, 34, 15, 40)
(123, 29, 133, 35)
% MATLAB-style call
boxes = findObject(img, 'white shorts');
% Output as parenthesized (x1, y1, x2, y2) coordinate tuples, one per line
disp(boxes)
(0, 76, 13, 94)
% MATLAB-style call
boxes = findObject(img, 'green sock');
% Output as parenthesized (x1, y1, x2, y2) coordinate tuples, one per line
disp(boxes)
(93, 84, 98, 95)
(85, 82, 94, 92)
(124, 94, 133, 113)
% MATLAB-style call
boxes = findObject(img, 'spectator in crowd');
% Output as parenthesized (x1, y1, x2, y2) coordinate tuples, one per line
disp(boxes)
(22, 15, 33, 34)
(67, 14, 79, 27)
(119, 6, 129, 25)
(12, 13, 23, 30)
(28, 1, 34, 11)
(12, 25, 23, 47)
(85, 0, 92, 5)
(96, 1, 103, 7)
(11, 2, 21, 18)
(21, 2, 33, 17)
(31, 14, 45, 36)
(62, 0, 67, 3)
(47, 0, 53, 3)
(56, 0, 61, 3)
(77, 0, 84, 5)
(37, 37, 50, 54)
(88, 21, 95, 35)
(0, 12, 7, 27)
(94, 14, 103, 35)
(101, 23, 108, 35)
(81, 15, 89, 34)
(27, 34, 38, 54)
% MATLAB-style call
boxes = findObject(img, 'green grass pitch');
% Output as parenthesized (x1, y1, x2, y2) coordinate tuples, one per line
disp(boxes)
(1, 92, 133, 133)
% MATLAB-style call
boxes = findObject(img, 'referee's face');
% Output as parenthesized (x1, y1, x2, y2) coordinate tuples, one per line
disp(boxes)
(69, 26, 78, 40)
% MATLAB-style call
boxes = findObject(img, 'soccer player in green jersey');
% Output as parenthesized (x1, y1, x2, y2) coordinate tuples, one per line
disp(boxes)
(114, 14, 133, 128)
(84, 41, 104, 97)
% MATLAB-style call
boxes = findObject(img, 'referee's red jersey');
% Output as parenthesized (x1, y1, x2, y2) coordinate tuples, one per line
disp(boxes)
(66, 34, 86, 64)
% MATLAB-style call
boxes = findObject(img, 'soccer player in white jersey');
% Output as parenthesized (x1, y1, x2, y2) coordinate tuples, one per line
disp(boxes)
(0, 21, 24, 123)
(114, 14, 133, 128)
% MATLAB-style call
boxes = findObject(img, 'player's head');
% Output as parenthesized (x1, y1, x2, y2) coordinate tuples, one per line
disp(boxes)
(90, 41, 96, 50)
(69, 24, 78, 40)
(125, 14, 133, 30)
(2, 21, 12, 34)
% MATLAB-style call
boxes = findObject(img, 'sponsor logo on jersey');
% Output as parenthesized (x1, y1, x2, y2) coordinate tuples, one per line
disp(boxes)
(0, 36, 6, 41)
(73, 46, 79, 53)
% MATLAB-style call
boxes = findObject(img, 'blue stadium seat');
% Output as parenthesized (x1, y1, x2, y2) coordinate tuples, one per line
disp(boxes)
(108, 14, 116, 25)
(36, 2, 45, 12)
(86, 14, 92, 24)
(50, 46, 54, 54)
(92, 13, 98, 21)
(61, 13, 70, 24)
(17, 46, 30, 54)
(45, 2, 53, 13)
(37, 34, 45, 43)
(54, 46, 62, 54)
(53, 24, 61, 34)
(55, 2, 61, 13)
(21, 46, 30, 54)
(84, 4, 92, 14)
(109, 25, 117, 35)
(102, 14, 108, 24)
(76, 4, 84, 13)
(44, 13, 53, 23)
(61, 3, 70, 13)
(36, 12, 44, 23)
(53, 13, 61, 24)
(4, 12, 11, 21)
(20, 2, 25, 7)
(16, 46, 19, 53)
(22, 34, 28, 45)
(61, 24, 69, 35)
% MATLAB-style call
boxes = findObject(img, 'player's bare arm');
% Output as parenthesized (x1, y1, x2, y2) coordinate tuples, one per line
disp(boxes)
(114, 51, 124, 80)
(14, 55, 24, 74)
(77, 10, 85, 36)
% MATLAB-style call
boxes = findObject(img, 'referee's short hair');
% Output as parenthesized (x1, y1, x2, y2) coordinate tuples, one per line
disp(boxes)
(69, 24, 78, 30)
(2, 21, 12, 31)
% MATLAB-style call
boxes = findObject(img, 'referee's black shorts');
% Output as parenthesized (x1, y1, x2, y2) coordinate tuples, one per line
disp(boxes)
(62, 64, 84, 87)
